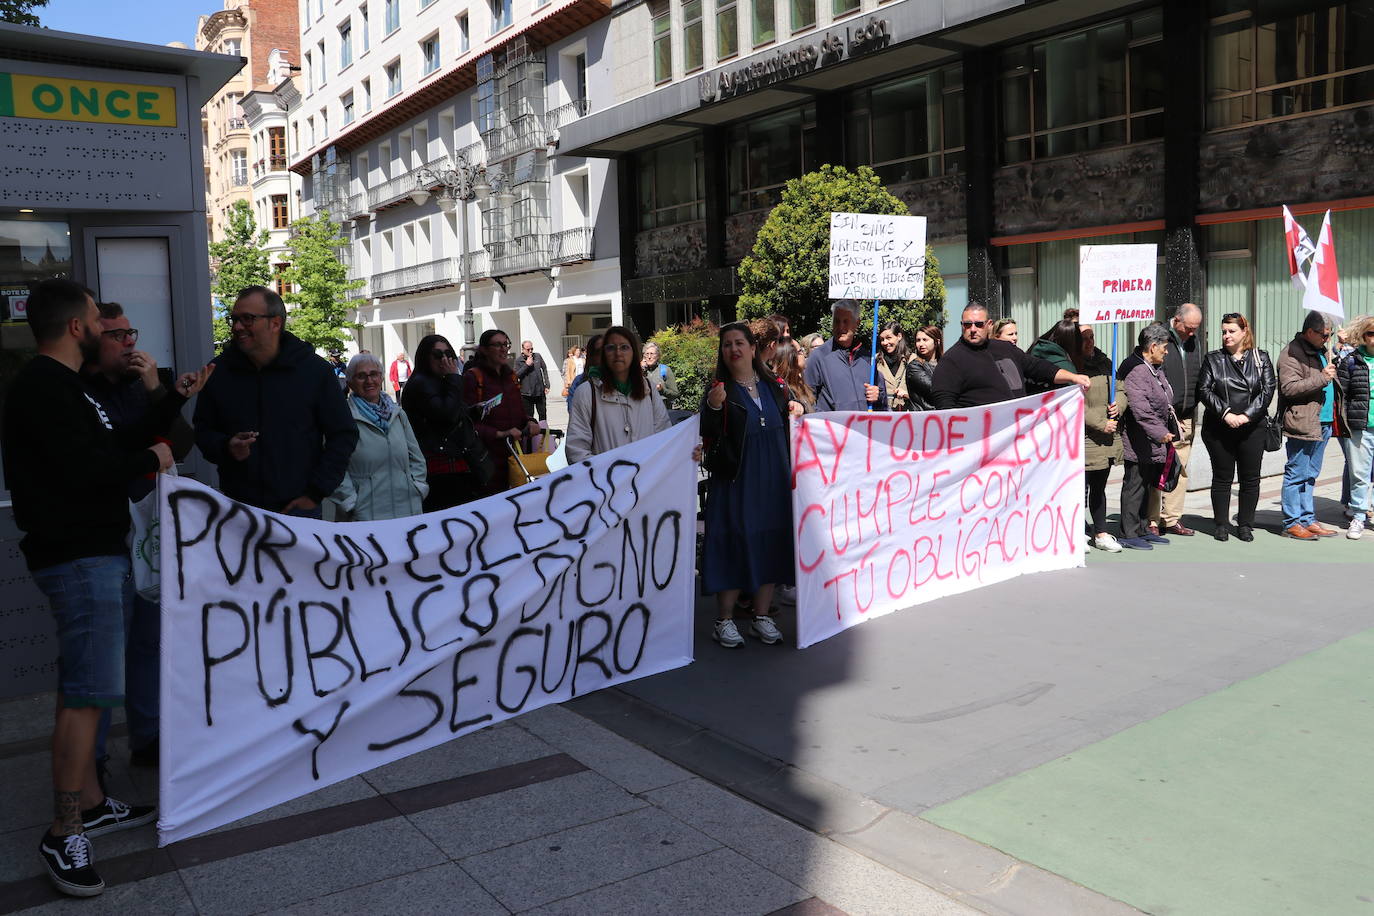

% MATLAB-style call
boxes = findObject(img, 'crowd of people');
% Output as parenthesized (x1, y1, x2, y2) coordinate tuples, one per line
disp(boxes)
(7, 276, 1370, 898)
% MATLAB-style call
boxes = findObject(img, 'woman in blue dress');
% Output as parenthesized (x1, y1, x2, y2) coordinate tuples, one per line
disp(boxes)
(700, 322, 803, 648)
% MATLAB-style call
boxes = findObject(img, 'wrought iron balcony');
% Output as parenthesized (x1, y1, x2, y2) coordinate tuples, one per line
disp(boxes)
(371, 257, 460, 297)
(489, 234, 549, 277)
(345, 276, 371, 302)
(465, 249, 490, 280)
(545, 99, 587, 142)
(550, 226, 594, 266)
(365, 155, 450, 211)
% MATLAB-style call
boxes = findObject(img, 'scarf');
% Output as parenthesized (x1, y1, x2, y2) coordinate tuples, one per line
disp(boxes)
(353, 392, 396, 434)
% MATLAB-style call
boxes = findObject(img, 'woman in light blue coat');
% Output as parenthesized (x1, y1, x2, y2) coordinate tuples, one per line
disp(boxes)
(330, 353, 429, 520)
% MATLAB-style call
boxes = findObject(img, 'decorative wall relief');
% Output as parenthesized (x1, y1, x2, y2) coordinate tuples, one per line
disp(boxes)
(993, 141, 1165, 237)
(634, 221, 707, 277)
(1198, 106, 1374, 214)
(889, 173, 967, 243)
(724, 208, 771, 263)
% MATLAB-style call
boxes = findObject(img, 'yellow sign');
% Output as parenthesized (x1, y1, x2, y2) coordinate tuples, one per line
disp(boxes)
(0, 72, 178, 127)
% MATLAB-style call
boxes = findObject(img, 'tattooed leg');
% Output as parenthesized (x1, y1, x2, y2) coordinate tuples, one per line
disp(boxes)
(51, 706, 101, 836)
(54, 790, 83, 836)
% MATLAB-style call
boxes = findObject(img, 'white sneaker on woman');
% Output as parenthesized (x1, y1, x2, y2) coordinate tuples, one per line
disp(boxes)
(1092, 533, 1123, 553)
(712, 619, 744, 648)
(1348, 516, 1366, 540)
(750, 615, 783, 645)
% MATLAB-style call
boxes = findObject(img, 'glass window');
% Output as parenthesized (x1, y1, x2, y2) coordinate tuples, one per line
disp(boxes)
(339, 23, 352, 69)
(459, 13, 470, 52)
(272, 195, 290, 229)
(652, 0, 672, 83)
(846, 64, 964, 183)
(304, 51, 313, 93)
(726, 104, 815, 212)
(717, 0, 739, 60)
(753, 0, 776, 46)
(342, 91, 355, 125)
(491, 0, 512, 33)
(222, 38, 242, 56)
(269, 127, 287, 167)
(362, 78, 372, 111)
(317, 41, 326, 86)
(361, 4, 370, 51)
(833, 0, 859, 16)
(386, 60, 402, 97)
(637, 136, 705, 229)
(790, 0, 815, 31)
(684, 1, 704, 72)
(422, 34, 441, 75)
(384, 0, 400, 35)
(231, 149, 249, 185)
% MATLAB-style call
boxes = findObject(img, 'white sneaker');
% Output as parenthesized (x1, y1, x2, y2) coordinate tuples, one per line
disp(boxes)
(712, 619, 744, 648)
(750, 615, 783, 645)
(1093, 533, 1123, 553)
(775, 585, 797, 606)
(1348, 516, 1366, 540)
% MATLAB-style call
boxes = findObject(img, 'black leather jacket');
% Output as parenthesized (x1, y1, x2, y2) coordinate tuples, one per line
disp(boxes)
(904, 358, 936, 411)
(1197, 348, 1275, 424)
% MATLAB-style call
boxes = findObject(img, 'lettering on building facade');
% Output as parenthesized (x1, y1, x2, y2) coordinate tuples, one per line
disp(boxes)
(699, 17, 893, 105)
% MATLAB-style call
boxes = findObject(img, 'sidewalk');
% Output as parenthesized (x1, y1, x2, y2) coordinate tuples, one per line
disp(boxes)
(0, 694, 977, 915)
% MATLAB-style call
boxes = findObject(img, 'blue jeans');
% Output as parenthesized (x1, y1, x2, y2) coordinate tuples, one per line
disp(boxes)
(1349, 428, 1374, 513)
(95, 592, 161, 759)
(31, 555, 132, 708)
(1281, 424, 1331, 528)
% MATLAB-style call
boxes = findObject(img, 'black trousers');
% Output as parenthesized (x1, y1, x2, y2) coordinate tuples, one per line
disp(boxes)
(1201, 416, 1266, 528)
(424, 472, 477, 512)
(522, 394, 547, 421)
(1085, 466, 1112, 534)
(1120, 460, 1158, 538)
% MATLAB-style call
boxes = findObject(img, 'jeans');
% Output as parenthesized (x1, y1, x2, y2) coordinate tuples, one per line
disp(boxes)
(1281, 424, 1331, 528)
(1347, 428, 1374, 512)
(31, 555, 132, 708)
(95, 592, 161, 760)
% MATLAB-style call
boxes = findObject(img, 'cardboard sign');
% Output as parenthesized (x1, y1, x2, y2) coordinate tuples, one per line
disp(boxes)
(829, 212, 927, 301)
(1079, 244, 1158, 324)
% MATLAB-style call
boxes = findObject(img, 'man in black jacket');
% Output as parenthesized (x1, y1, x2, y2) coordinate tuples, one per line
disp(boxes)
(1157, 303, 1204, 535)
(516, 339, 550, 421)
(194, 286, 358, 515)
(932, 303, 1089, 409)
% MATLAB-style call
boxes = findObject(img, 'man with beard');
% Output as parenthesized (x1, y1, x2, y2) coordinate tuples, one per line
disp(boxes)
(932, 302, 1090, 409)
(1, 279, 212, 896)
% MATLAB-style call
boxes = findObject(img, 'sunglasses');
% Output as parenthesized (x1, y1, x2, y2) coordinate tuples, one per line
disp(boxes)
(1221, 313, 1243, 322)
(961, 320, 987, 329)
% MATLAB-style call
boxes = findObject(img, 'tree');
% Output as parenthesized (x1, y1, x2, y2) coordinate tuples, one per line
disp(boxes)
(208, 200, 272, 347)
(651, 316, 720, 411)
(737, 164, 946, 340)
(280, 210, 363, 353)
(0, 0, 48, 26)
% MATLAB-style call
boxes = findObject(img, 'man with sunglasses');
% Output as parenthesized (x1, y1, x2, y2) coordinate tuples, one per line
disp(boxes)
(1276, 310, 1340, 540)
(932, 303, 1089, 409)
(194, 285, 358, 516)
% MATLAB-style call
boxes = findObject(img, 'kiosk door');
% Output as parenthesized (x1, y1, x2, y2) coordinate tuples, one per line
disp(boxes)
(83, 227, 181, 369)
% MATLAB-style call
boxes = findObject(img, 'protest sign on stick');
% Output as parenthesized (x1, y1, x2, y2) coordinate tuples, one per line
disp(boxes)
(791, 389, 1086, 648)
(158, 421, 700, 844)
(828, 212, 927, 301)
(1078, 244, 1158, 325)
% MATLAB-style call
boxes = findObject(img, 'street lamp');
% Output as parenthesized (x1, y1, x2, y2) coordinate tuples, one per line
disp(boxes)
(412, 152, 508, 348)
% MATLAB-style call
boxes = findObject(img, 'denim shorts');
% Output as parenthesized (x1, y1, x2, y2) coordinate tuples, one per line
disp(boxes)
(31, 554, 132, 709)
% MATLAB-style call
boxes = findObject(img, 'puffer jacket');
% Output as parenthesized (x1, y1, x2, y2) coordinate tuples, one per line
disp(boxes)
(1197, 348, 1275, 424)
(1336, 346, 1373, 433)
(1083, 348, 1126, 471)
(1122, 360, 1175, 465)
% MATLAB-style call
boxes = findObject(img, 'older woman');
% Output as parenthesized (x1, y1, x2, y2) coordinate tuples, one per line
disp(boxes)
(641, 341, 679, 409)
(700, 322, 804, 648)
(464, 328, 540, 497)
(904, 324, 942, 411)
(329, 354, 428, 520)
(1197, 313, 1275, 542)
(566, 325, 670, 461)
(875, 321, 915, 410)
(401, 334, 489, 511)
(1119, 323, 1176, 550)
(1081, 324, 1125, 551)
(991, 318, 1018, 346)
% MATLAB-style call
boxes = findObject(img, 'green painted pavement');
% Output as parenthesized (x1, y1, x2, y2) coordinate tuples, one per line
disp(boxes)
(923, 628, 1374, 915)
(1088, 517, 1374, 564)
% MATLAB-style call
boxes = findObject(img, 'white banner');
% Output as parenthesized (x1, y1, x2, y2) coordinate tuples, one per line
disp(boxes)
(158, 420, 700, 844)
(829, 212, 927, 301)
(791, 390, 1085, 648)
(1079, 244, 1158, 324)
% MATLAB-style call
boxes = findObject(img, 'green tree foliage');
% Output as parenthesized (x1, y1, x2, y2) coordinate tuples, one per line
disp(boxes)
(651, 315, 720, 411)
(737, 164, 946, 340)
(0, 0, 48, 27)
(280, 210, 363, 353)
(208, 200, 272, 347)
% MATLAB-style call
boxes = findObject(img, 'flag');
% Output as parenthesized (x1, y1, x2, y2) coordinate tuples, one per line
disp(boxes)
(1283, 205, 1316, 290)
(1301, 211, 1343, 319)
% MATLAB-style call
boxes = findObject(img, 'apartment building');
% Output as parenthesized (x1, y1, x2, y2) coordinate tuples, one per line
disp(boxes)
(561, 0, 1374, 359)
(240, 49, 303, 292)
(197, 0, 301, 244)
(292, 0, 617, 394)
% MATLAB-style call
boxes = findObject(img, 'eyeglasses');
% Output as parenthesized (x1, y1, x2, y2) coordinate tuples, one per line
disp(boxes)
(961, 320, 987, 329)
(229, 313, 271, 327)
(604, 343, 633, 353)
(431, 349, 457, 359)
(101, 328, 139, 343)
(353, 370, 383, 381)
(485, 340, 511, 349)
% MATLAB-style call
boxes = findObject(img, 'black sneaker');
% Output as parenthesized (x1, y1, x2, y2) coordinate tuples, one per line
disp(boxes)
(82, 796, 157, 837)
(39, 831, 104, 897)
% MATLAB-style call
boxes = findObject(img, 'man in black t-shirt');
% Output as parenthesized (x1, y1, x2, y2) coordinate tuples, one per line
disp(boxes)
(932, 303, 1090, 409)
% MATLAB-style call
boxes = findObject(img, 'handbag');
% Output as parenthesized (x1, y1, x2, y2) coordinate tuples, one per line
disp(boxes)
(506, 436, 552, 487)
(435, 414, 495, 487)
(129, 466, 177, 600)
(1262, 414, 1283, 452)
(1155, 444, 1183, 493)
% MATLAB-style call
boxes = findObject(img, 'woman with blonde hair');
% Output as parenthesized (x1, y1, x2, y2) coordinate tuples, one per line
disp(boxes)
(991, 318, 1018, 346)
(1336, 313, 1374, 537)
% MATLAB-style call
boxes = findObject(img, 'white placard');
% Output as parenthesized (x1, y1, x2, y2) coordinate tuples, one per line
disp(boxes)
(158, 421, 700, 844)
(791, 389, 1085, 648)
(1078, 244, 1158, 324)
(829, 212, 927, 301)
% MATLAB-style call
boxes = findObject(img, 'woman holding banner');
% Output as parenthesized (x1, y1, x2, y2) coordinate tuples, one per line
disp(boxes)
(566, 326, 671, 462)
(1197, 313, 1275, 542)
(701, 323, 804, 648)
(1081, 323, 1125, 552)
(330, 354, 428, 520)
(1026, 319, 1084, 394)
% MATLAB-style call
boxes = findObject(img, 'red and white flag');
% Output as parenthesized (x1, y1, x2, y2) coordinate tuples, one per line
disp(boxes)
(1283, 205, 1316, 290)
(1301, 210, 1343, 319)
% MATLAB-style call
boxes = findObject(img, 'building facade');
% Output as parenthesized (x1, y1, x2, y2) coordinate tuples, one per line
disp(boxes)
(292, 0, 618, 399)
(197, 0, 301, 244)
(240, 50, 304, 292)
(559, 0, 1374, 359)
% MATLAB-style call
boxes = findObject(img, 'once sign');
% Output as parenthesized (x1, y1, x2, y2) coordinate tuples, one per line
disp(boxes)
(0, 72, 178, 127)
(828, 212, 927, 301)
(1079, 244, 1158, 324)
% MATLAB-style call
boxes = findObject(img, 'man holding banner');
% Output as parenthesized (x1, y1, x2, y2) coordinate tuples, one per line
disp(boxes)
(804, 299, 885, 411)
(931, 303, 1089, 409)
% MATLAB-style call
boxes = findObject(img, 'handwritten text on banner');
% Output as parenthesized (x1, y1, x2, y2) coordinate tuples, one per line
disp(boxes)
(828, 212, 927, 301)
(1078, 244, 1158, 324)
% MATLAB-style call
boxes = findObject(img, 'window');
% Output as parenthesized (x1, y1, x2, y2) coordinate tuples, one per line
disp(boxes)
(999, 12, 1163, 163)
(307, 116, 315, 147)
(753, 0, 776, 47)
(637, 136, 705, 229)
(271, 195, 290, 229)
(727, 104, 815, 212)
(832, 0, 858, 16)
(651, 0, 671, 83)
(316, 0, 324, 19)
(422, 33, 441, 75)
(362, 78, 373, 111)
(339, 22, 352, 69)
(459, 13, 470, 52)
(684, 1, 704, 71)
(475, 79, 497, 133)
(321, 108, 329, 138)
(231, 149, 249, 186)
(222, 38, 242, 57)
(790, 0, 814, 32)
(1207, 0, 1374, 129)
(491, 0, 512, 33)
(268, 126, 287, 168)
(717, 0, 739, 60)
(342, 91, 356, 125)
(384, 0, 400, 35)
(386, 60, 402, 97)
(304, 51, 313, 93)
(846, 65, 965, 183)
(317, 41, 326, 86)
(575, 52, 588, 102)
(274, 263, 293, 296)
(361, 4, 370, 51)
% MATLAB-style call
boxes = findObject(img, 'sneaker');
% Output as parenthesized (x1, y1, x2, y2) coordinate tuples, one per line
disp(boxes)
(39, 832, 103, 897)
(82, 796, 156, 838)
(1118, 537, 1153, 550)
(774, 585, 797, 607)
(1142, 533, 1171, 545)
(1348, 516, 1366, 540)
(1092, 533, 1122, 553)
(750, 615, 784, 645)
(712, 618, 744, 648)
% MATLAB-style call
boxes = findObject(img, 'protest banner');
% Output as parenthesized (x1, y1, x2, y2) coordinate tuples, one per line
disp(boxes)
(828, 212, 927, 301)
(791, 389, 1085, 648)
(158, 420, 699, 844)
(1078, 244, 1158, 324)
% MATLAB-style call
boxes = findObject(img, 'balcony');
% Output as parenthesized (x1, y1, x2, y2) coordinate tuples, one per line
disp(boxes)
(345, 275, 371, 302)
(226, 117, 247, 131)
(371, 257, 460, 298)
(550, 226, 593, 266)
(485, 112, 546, 162)
(545, 99, 587, 144)
(365, 155, 449, 211)
(466, 248, 490, 281)
(489, 234, 549, 277)
(252, 156, 292, 179)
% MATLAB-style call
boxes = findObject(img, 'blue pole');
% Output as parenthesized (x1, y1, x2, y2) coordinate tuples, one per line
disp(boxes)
(868, 298, 881, 412)
(1109, 324, 1118, 403)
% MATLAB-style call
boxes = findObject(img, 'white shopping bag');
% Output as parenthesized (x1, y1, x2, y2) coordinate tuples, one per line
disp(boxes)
(130, 468, 175, 600)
